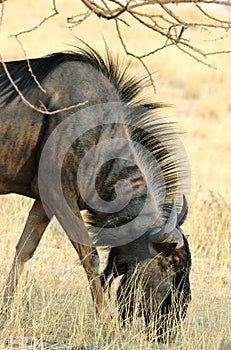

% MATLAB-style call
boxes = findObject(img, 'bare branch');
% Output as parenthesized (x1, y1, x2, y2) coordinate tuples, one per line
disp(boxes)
(195, 3, 231, 25)
(10, 0, 59, 38)
(81, 0, 130, 19)
(14, 36, 47, 93)
(1, 0, 231, 101)
(2, 0, 231, 66)
(67, 10, 92, 28)
(0, 0, 5, 31)
(72, 0, 231, 69)
(115, 18, 157, 93)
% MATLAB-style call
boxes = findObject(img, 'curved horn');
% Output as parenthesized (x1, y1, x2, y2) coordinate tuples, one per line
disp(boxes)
(177, 194, 188, 226)
(149, 200, 178, 243)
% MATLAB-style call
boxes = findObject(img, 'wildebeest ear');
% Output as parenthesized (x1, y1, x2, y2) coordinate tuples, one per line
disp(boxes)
(152, 242, 177, 257)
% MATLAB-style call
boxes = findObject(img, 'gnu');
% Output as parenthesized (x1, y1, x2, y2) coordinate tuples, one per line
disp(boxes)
(0, 45, 191, 342)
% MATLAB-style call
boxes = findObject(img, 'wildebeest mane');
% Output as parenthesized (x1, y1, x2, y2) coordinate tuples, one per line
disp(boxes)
(0, 45, 153, 106)
(0, 46, 190, 221)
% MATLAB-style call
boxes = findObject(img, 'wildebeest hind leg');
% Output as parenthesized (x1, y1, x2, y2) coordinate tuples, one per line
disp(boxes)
(2, 200, 49, 311)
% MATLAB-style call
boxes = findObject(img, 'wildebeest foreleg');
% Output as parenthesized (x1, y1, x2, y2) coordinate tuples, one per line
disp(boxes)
(70, 240, 106, 316)
(2, 200, 49, 309)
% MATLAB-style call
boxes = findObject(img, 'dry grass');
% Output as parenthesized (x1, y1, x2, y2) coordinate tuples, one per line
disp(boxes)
(0, 1, 231, 349)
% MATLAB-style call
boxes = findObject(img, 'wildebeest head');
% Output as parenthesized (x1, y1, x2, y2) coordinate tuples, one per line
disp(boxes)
(101, 196, 191, 342)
